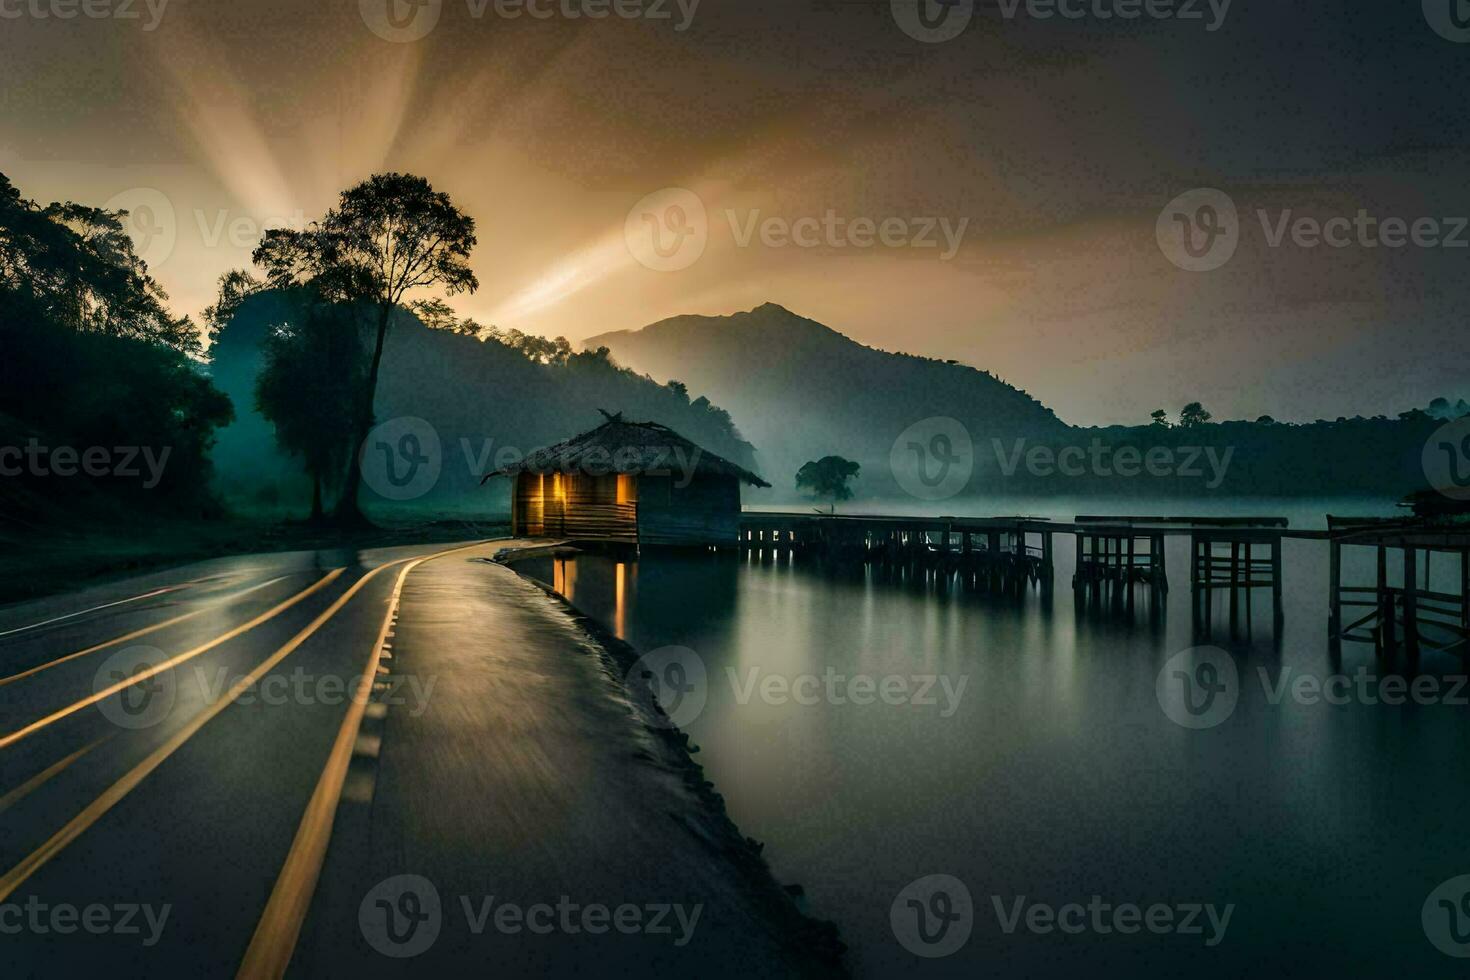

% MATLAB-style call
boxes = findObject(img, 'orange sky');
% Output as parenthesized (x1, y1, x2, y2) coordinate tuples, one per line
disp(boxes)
(2, 0, 1466, 424)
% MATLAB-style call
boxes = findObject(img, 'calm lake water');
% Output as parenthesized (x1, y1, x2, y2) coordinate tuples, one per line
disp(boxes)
(521, 499, 1470, 978)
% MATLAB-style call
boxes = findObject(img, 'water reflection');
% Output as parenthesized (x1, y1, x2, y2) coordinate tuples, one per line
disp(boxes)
(523, 540, 1470, 979)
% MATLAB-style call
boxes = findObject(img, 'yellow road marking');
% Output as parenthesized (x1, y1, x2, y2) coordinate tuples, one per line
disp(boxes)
(0, 565, 385, 904)
(0, 586, 185, 640)
(0, 576, 291, 690)
(0, 544, 487, 908)
(0, 570, 343, 752)
(0, 735, 115, 815)
(238, 541, 490, 980)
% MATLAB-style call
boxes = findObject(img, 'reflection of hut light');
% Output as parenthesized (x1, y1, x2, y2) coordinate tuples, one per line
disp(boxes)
(553, 473, 566, 502)
(616, 474, 637, 505)
(614, 562, 626, 638)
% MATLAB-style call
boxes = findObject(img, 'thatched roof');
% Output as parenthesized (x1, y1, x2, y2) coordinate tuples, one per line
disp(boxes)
(482, 411, 771, 487)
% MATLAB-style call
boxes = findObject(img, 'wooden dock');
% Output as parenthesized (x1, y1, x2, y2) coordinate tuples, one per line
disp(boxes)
(1327, 517, 1470, 661)
(737, 511, 1470, 654)
(738, 513, 1055, 594)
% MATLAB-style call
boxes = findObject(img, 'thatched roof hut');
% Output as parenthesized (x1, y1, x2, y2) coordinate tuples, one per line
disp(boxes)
(484, 411, 770, 488)
(485, 412, 768, 546)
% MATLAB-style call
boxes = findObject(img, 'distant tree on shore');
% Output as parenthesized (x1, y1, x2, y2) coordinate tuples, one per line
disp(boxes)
(796, 456, 861, 514)
(1150, 409, 1170, 428)
(1179, 402, 1213, 428)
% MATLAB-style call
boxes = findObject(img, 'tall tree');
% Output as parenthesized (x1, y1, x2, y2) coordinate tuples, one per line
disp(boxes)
(255, 297, 365, 523)
(252, 173, 478, 523)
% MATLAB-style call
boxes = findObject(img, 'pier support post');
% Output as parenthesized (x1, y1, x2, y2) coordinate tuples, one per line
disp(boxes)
(1404, 545, 1420, 662)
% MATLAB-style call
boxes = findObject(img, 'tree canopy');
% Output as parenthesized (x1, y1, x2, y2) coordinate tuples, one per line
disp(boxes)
(251, 172, 479, 522)
(796, 456, 861, 513)
(0, 173, 200, 355)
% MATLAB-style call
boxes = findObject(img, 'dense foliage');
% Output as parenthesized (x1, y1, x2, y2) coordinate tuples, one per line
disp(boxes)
(0, 173, 232, 510)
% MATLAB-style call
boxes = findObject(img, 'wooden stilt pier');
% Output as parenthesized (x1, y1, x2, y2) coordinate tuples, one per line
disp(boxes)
(738, 513, 1055, 595)
(1327, 517, 1470, 662)
(1181, 518, 1288, 634)
(1071, 517, 1170, 609)
(737, 511, 1470, 646)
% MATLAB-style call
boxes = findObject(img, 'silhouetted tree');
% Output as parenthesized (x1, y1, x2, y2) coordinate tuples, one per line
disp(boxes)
(0, 172, 199, 354)
(253, 173, 478, 524)
(203, 270, 262, 351)
(796, 456, 861, 514)
(410, 297, 492, 339)
(497, 328, 572, 365)
(1149, 409, 1169, 428)
(255, 297, 364, 522)
(1179, 402, 1213, 428)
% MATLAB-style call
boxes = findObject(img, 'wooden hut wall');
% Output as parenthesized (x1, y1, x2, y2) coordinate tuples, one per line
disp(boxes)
(517, 472, 637, 543)
(513, 472, 545, 537)
(636, 474, 741, 546)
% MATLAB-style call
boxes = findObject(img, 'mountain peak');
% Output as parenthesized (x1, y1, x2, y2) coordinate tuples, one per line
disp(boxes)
(750, 301, 795, 316)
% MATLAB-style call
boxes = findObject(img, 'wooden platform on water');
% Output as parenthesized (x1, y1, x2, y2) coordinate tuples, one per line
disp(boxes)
(738, 512, 1470, 649)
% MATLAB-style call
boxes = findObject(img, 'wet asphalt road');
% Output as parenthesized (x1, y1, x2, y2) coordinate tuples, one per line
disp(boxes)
(0, 541, 828, 979)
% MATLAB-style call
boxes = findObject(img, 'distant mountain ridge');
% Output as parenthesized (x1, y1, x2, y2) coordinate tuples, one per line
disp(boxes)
(586, 303, 1065, 494)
